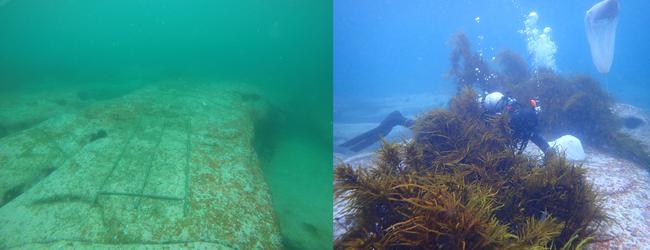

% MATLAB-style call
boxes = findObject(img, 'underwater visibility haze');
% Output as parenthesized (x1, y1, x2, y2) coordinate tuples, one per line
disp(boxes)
(0, 1, 331, 249)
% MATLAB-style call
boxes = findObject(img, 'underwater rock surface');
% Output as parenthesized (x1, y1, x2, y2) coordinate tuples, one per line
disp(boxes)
(584, 103, 650, 249)
(582, 149, 650, 249)
(614, 103, 650, 150)
(0, 88, 83, 139)
(0, 84, 281, 249)
(0, 84, 140, 140)
(549, 135, 586, 161)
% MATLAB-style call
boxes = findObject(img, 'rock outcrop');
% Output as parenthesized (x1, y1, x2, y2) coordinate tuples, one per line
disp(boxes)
(0, 84, 281, 249)
(550, 135, 586, 161)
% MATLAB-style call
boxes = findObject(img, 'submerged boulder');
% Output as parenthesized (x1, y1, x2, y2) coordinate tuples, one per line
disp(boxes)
(613, 103, 650, 148)
(550, 135, 586, 161)
(0, 84, 281, 249)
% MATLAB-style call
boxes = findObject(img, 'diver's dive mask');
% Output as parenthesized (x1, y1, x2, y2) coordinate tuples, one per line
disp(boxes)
(529, 97, 542, 113)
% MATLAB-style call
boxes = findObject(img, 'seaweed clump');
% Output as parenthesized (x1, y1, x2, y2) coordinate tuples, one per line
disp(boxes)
(448, 32, 650, 166)
(334, 87, 604, 249)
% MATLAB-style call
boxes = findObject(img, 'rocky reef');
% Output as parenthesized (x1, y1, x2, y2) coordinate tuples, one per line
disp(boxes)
(0, 83, 281, 249)
(334, 86, 605, 249)
(448, 32, 650, 167)
(331, 32, 650, 249)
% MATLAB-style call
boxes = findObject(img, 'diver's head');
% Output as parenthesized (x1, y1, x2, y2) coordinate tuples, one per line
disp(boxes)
(483, 92, 507, 113)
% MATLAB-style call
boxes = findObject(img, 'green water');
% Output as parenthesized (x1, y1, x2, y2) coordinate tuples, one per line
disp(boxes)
(0, 1, 331, 249)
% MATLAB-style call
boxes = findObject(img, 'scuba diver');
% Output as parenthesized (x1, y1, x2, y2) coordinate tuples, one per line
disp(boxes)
(340, 91, 550, 155)
(481, 92, 550, 154)
(339, 110, 415, 152)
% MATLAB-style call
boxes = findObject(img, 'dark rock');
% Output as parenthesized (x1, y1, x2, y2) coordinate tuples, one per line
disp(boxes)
(1, 184, 25, 208)
(90, 129, 108, 142)
(623, 116, 644, 129)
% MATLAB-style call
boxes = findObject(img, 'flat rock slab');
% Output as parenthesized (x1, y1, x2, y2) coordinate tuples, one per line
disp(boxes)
(583, 149, 650, 250)
(0, 84, 281, 249)
(613, 103, 650, 150)
(0, 83, 140, 139)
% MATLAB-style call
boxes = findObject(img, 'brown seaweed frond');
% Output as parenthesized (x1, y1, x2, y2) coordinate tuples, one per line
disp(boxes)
(499, 153, 606, 247)
(449, 85, 482, 119)
(451, 33, 650, 167)
(375, 140, 403, 175)
(335, 37, 630, 248)
(379, 177, 515, 249)
(513, 216, 564, 248)
(495, 49, 530, 86)
(334, 143, 413, 249)
(334, 147, 578, 249)
(336, 84, 604, 249)
(448, 32, 500, 91)
(402, 140, 426, 172)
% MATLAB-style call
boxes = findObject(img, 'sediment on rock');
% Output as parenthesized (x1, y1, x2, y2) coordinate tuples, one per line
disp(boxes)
(0, 84, 281, 249)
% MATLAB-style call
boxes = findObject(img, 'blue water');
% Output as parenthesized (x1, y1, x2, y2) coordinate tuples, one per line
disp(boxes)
(335, 0, 650, 123)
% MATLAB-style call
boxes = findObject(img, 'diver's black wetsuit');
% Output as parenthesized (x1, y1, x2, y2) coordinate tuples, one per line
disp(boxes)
(507, 102, 550, 154)
(339, 111, 414, 152)
(340, 103, 550, 154)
